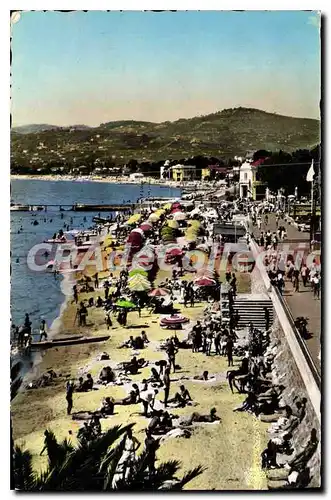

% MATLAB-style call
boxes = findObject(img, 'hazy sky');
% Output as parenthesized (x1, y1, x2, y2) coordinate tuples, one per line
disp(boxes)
(11, 10, 321, 126)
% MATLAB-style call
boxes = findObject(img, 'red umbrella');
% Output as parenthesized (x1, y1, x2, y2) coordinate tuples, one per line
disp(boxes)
(166, 247, 183, 256)
(160, 314, 189, 326)
(194, 277, 216, 287)
(140, 222, 153, 232)
(172, 202, 181, 209)
(148, 288, 169, 297)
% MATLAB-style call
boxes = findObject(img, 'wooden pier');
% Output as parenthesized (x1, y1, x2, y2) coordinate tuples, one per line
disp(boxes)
(10, 203, 134, 212)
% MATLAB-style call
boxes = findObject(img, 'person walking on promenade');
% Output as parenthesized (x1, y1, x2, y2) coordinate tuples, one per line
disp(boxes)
(313, 274, 320, 299)
(293, 273, 300, 293)
(94, 272, 99, 289)
(66, 380, 74, 415)
(301, 264, 308, 287)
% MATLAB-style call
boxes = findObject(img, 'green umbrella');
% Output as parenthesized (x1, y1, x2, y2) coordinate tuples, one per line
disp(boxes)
(128, 269, 148, 278)
(128, 281, 151, 292)
(115, 300, 137, 309)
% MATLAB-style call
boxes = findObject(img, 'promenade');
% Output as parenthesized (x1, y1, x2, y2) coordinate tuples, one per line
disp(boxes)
(250, 213, 321, 374)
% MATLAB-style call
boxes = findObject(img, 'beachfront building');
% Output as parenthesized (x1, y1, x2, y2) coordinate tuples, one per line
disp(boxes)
(170, 164, 196, 182)
(129, 173, 144, 181)
(239, 161, 257, 199)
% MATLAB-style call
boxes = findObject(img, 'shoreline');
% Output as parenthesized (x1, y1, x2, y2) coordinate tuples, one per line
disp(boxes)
(10, 174, 183, 189)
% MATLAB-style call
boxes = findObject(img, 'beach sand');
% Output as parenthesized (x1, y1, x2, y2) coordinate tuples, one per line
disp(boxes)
(11, 265, 269, 490)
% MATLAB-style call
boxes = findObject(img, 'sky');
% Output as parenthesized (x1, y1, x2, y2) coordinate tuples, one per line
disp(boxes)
(11, 10, 321, 126)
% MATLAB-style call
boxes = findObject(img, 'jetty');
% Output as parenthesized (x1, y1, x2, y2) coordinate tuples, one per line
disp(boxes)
(10, 203, 134, 212)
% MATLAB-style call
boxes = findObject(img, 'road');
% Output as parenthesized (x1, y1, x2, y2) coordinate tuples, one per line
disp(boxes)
(249, 213, 321, 374)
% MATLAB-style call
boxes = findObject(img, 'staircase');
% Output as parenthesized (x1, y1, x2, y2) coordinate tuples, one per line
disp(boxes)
(232, 293, 274, 329)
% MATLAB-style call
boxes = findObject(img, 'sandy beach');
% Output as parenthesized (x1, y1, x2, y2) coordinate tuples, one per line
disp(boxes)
(11, 257, 269, 490)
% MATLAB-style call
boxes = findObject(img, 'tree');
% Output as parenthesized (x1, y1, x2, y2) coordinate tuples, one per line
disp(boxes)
(12, 425, 204, 491)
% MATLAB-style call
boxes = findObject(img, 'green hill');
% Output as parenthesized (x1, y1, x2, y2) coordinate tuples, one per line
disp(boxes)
(11, 107, 320, 165)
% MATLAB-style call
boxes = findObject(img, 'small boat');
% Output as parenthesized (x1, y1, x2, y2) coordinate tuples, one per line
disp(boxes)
(52, 335, 84, 343)
(10, 204, 30, 212)
(43, 238, 72, 244)
(31, 335, 110, 349)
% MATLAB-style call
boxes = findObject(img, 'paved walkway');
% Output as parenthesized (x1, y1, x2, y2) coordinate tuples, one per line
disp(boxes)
(249, 213, 321, 373)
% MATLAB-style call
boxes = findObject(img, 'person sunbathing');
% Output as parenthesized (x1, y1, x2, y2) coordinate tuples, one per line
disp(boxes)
(119, 336, 135, 349)
(76, 374, 93, 392)
(177, 408, 220, 426)
(168, 385, 192, 407)
(193, 370, 210, 381)
(148, 410, 173, 435)
(141, 331, 150, 344)
(115, 390, 139, 405)
(89, 415, 102, 437)
(99, 397, 115, 416)
(147, 367, 163, 386)
(98, 366, 116, 384)
(123, 356, 139, 375)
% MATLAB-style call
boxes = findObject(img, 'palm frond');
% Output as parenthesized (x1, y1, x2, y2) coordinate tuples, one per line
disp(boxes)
(13, 444, 35, 491)
(40, 424, 131, 490)
(166, 465, 205, 490)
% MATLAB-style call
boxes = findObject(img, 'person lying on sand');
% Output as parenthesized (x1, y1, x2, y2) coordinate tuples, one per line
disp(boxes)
(176, 408, 221, 426)
(193, 370, 213, 381)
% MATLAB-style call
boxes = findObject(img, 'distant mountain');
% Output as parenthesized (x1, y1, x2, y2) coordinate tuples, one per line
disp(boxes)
(11, 107, 320, 163)
(12, 124, 92, 134)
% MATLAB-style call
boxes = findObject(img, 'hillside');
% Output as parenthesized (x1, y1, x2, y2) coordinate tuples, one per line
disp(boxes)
(11, 107, 320, 166)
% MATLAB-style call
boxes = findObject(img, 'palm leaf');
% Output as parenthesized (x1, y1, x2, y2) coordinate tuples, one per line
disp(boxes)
(166, 465, 205, 490)
(13, 445, 35, 490)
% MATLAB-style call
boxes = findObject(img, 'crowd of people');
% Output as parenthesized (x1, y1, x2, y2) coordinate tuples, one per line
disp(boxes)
(13, 192, 320, 489)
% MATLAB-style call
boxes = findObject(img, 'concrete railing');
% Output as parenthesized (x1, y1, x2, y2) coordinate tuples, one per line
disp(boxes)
(249, 238, 321, 422)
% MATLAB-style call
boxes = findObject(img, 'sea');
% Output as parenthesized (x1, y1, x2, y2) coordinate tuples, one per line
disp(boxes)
(10, 178, 181, 342)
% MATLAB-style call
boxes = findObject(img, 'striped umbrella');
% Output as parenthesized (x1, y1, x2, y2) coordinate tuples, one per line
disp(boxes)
(148, 288, 169, 297)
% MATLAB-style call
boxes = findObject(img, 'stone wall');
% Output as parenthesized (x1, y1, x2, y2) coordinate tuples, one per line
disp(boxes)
(272, 320, 321, 487)
(249, 253, 321, 487)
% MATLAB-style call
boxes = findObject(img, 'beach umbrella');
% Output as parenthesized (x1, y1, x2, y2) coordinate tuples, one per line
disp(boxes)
(128, 274, 151, 286)
(129, 269, 148, 278)
(148, 288, 169, 297)
(167, 220, 179, 229)
(172, 202, 181, 209)
(187, 220, 201, 229)
(173, 211, 186, 221)
(163, 202, 172, 210)
(127, 214, 142, 225)
(140, 222, 153, 232)
(128, 280, 151, 292)
(148, 213, 159, 222)
(160, 314, 189, 327)
(128, 277, 151, 288)
(115, 299, 137, 309)
(166, 247, 183, 256)
(196, 268, 215, 279)
(194, 277, 216, 287)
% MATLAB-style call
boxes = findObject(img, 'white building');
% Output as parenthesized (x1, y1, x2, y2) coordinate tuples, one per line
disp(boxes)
(239, 161, 256, 199)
